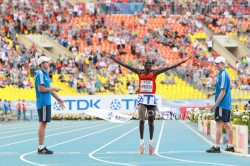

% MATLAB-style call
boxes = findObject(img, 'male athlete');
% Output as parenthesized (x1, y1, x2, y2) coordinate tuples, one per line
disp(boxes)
(104, 52, 191, 155)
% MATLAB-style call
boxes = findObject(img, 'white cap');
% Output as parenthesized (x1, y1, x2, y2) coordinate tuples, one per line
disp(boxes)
(37, 56, 51, 66)
(214, 56, 226, 64)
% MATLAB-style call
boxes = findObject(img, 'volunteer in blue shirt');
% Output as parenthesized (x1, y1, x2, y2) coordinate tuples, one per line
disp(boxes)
(3, 100, 9, 115)
(35, 56, 65, 154)
(206, 56, 234, 153)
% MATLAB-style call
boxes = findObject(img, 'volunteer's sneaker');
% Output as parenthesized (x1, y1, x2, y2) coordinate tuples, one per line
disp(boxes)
(37, 147, 54, 154)
(206, 146, 220, 153)
(225, 146, 235, 152)
(148, 141, 154, 155)
(139, 143, 145, 154)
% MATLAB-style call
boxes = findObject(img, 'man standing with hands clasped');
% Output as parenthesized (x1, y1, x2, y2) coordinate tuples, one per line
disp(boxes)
(206, 56, 235, 153)
(35, 56, 65, 154)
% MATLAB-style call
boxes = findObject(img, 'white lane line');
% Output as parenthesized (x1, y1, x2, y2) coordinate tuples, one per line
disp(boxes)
(52, 152, 81, 155)
(0, 152, 81, 156)
(0, 121, 84, 134)
(89, 124, 139, 166)
(180, 120, 250, 158)
(160, 150, 205, 154)
(155, 121, 239, 166)
(155, 120, 164, 152)
(0, 122, 109, 147)
(0, 125, 43, 133)
(104, 150, 204, 154)
(20, 122, 132, 166)
(106, 151, 138, 154)
(130, 161, 190, 164)
(0, 121, 100, 139)
(0, 122, 36, 129)
(0, 121, 78, 131)
(0, 152, 19, 155)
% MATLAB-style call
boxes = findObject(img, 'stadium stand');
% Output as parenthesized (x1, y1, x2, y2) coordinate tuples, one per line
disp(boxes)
(0, 0, 249, 108)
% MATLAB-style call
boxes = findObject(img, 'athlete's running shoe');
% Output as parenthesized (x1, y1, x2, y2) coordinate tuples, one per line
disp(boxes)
(148, 141, 154, 155)
(206, 146, 220, 153)
(225, 146, 235, 152)
(139, 143, 145, 154)
(37, 147, 54, 154)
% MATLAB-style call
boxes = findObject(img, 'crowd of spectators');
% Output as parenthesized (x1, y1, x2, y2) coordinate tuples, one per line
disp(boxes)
(101, 0, 250, 15)
(0, 0, 249, 98)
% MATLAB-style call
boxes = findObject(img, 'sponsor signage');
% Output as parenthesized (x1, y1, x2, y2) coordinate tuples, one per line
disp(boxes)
(52, 95, 162, 114)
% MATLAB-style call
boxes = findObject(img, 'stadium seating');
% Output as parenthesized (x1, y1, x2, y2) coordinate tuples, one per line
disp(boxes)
(1, 8, 248, 101)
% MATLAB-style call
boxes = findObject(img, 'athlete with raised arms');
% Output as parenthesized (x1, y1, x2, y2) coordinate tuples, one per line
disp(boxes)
(104, 52, 191, 155)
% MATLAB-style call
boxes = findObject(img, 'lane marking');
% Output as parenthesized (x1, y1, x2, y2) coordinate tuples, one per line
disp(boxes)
(130, 161, 193, 164)
(0, 152, 19, 155)
(0, 122, 109, 147)
(0, 121, 101, 139)
(155, 121, 239, 166)
(160, 150, 205, 154)
(180, 120, 250, 158)
(52, 152, 81, 155)
(104, 150, 204, 154)
(0, 120, 76, 129)
(88, 122, 141, 166)
(0, 152, 81, 155)
(20, 122, 133, 166)
(0, 121, 85, 134)
(106, 151, 138, 154)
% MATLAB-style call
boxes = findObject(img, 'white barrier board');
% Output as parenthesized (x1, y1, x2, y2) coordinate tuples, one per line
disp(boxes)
(51, 95, 162, 114)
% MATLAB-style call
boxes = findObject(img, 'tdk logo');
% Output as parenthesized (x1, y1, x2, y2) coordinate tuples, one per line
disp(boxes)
(55, 99, 101, 111)
(53, 97, 160, 111)
(110, 99, 121, 110)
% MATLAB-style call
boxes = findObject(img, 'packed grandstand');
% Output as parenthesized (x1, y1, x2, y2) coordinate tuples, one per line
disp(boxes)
(0, 0, 249, 120)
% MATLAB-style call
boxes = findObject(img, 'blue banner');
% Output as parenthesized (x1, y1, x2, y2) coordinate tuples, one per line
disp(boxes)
(101, 3, 143, 14)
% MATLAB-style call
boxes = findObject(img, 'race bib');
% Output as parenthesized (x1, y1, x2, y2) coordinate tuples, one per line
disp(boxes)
(140, 80, 153, 92)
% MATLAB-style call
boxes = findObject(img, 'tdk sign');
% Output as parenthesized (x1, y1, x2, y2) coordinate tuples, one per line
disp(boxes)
(66, 99, 100, 110)
(51, 95, 162, 114)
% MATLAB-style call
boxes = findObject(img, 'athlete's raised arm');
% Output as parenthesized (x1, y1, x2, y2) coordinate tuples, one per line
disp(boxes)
(154, 55, 192, 77)
(103, 51, 140, 74)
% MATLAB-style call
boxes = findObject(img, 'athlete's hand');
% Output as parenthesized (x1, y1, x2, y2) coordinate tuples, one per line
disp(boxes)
(53, 87, 61, 92)
(58, 99, 65, 109)
(208, 105, 216, 111)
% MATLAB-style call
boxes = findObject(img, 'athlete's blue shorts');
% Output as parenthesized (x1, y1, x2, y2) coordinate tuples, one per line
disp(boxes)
(214, 107, 231, 122)
(38, 105, 51, 122)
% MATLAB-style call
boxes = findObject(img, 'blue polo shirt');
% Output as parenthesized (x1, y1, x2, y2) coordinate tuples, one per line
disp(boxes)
(215, 69, 231, 110)
(3, 102, 8, 113)
(35, 69, 51, 109)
